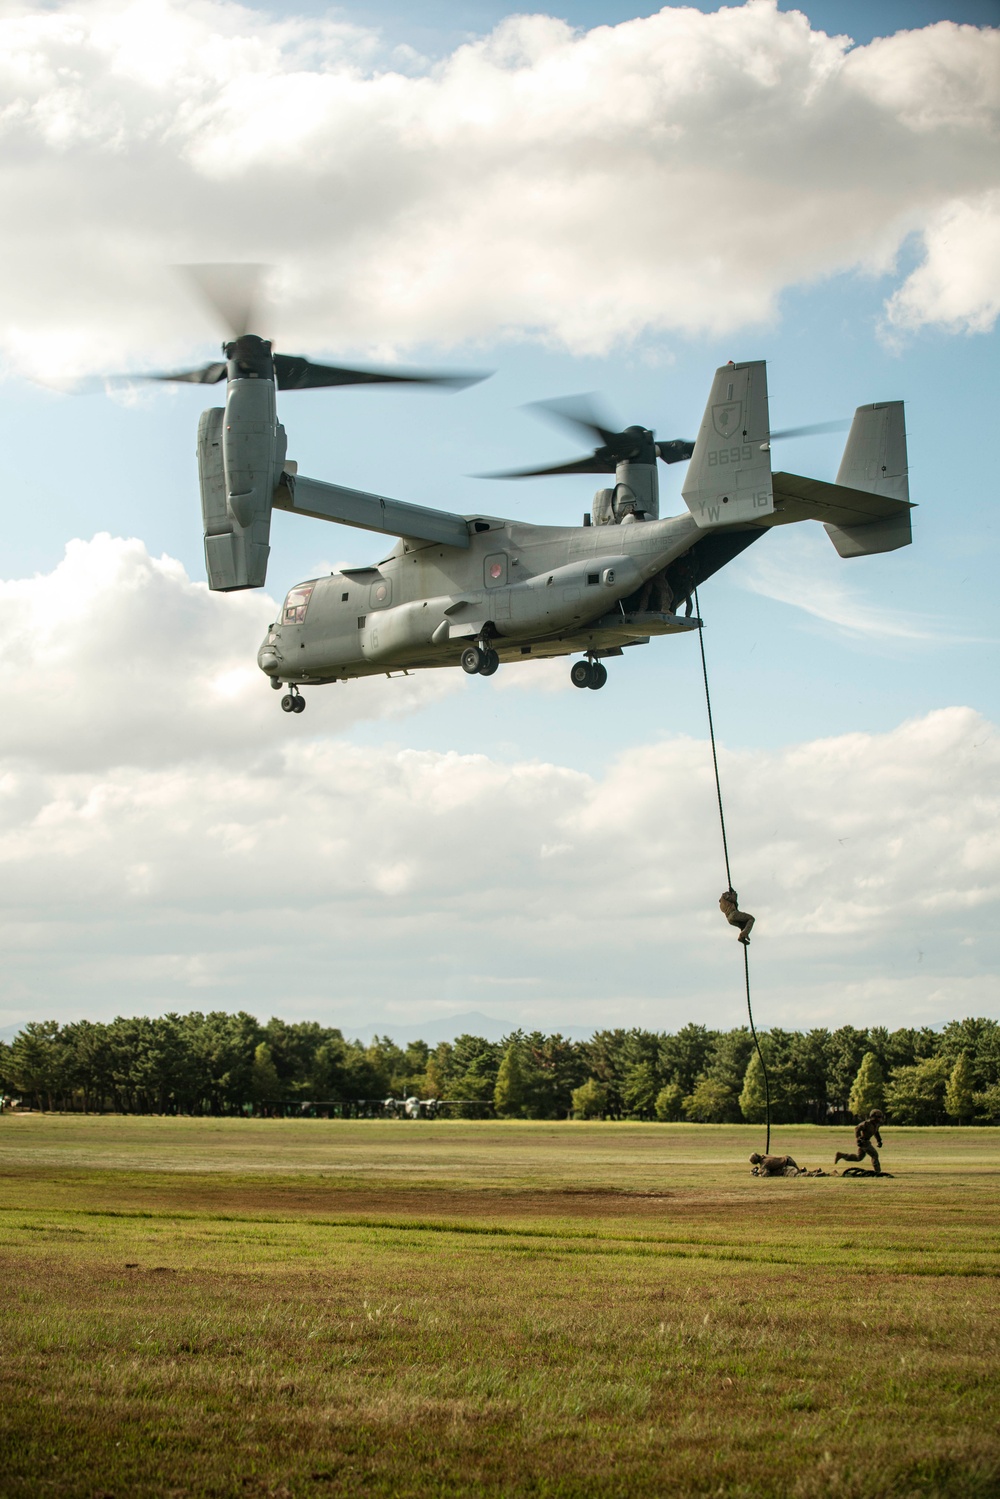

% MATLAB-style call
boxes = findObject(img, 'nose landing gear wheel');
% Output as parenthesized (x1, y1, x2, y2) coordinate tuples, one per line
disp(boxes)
(280, 694, 296, 712)
(281, 689, 306, 713)
(479, 648, 500, 676)
(292, 695, 306, 713)
(461, 646, 485, 675)
(588, 662, 608, 690)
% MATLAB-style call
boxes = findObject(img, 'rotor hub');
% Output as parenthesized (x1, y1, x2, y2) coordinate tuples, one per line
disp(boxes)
(224, 334, 274, 381)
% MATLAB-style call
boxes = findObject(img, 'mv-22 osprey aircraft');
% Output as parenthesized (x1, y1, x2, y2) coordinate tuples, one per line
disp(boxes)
(157, 274, 913, 711)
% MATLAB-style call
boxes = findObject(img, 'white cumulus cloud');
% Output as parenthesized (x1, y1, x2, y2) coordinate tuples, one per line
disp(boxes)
(885, 189, 1000, 335)
(0, 536, 996, 1032)
(0, 1, 998, 374)
(0, 533, 457, 771)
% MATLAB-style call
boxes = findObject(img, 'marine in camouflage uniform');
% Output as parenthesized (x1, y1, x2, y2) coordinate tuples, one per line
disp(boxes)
(835, 1110, 884, 1174)
(749, 1153, 799, 1177)
(719, 888, 755, 944)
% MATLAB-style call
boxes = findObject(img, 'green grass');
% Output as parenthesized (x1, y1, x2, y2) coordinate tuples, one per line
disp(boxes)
(1, 1116, 998, 1497)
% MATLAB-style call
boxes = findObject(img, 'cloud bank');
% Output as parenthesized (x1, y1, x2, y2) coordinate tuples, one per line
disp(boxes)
(1, 538, 997, 1032)
(0, 0, 998, 372)
(740, 533, 987, 645)
(0, 534, 458, 772)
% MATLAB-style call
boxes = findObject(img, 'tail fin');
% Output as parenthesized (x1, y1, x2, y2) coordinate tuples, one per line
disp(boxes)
(826, 402, 910, 557)
(681, 360, 773, 528)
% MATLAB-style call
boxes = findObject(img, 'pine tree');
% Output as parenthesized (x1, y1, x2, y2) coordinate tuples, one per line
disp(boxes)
(250, 1042, 281, 1105)
(849, 1052, 886, 1119)
(623, 1061, 659, 1118)
(423, 1044, 451, 1099)
(739, 1050, 769, 1123)
(494, 1042, 527, 1118)
(945, 1053, 975, 1125)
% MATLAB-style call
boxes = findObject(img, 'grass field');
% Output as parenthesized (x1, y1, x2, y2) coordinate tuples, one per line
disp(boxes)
(1, 1116, 998, 1498)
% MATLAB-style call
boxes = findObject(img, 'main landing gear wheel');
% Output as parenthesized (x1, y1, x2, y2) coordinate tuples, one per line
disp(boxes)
(570, 660, 608, 690)
(462, 644, 501, 677)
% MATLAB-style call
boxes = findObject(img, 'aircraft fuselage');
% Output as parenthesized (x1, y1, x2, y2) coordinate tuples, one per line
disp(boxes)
(258, 511, 704, 685)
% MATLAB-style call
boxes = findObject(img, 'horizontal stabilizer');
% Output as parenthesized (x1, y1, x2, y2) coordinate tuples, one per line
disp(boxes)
(769, 471, 913, 556)
(273, 473, 470, 549)
(825, 511, 911, 557)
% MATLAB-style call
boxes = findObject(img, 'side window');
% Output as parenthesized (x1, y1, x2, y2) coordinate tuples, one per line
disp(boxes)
(369, 577, 392, 610)
(484, 553, 508, 588)
(282, 582, 314, 625)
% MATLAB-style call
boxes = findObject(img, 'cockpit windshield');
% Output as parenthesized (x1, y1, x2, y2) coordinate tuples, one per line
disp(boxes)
(282, 583, 314, 625)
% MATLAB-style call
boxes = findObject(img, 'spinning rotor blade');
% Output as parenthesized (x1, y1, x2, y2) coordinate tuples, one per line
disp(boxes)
(525, 393, 622, 449)
(179, 264, 487, 388)
(97, 263, 267, 385)
(104, 353, 487, 392)
(655, 438, 695, 464)
(770, 419, 850, 440)
(273, 355, 487, 391)
(80, 263, 489, 391)
(146, 361, 228, 385)
(179, 263, 267, 339)
(479, 454, 619, 479)
(480, 392, 692, 480)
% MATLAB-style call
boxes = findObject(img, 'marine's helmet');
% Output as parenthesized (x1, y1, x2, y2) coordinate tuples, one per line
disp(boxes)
(870, 1109, 884, 1120)
(749, 1152, 762, 1164)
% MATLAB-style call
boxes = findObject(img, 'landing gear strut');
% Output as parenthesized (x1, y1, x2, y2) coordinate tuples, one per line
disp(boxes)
(460, 644, 500, 677)
(570, 658, 608, 691)
(280, 686, 306, 714)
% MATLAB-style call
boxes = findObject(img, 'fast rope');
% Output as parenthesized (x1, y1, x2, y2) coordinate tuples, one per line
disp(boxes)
(694, 587, 771, 1154)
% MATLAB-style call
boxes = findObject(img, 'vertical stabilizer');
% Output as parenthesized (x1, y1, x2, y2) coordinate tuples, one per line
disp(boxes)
(835, 402, 908, 502)
(681, 360, 773, 528)
(826, 401, 909, 557)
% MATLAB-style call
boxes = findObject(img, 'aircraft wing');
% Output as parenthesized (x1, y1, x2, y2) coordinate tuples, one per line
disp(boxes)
(273, 471, 470, 549)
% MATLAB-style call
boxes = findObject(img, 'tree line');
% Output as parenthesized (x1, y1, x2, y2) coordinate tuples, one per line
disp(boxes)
(2, 1013, 999, 1125)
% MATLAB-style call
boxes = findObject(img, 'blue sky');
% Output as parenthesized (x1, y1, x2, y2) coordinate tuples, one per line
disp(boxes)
(242, 1, 1000, 48)
(0, 0, 997, 1037)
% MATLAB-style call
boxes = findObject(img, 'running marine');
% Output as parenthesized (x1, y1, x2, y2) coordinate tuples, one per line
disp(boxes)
(835, 1110, 884, 1174)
